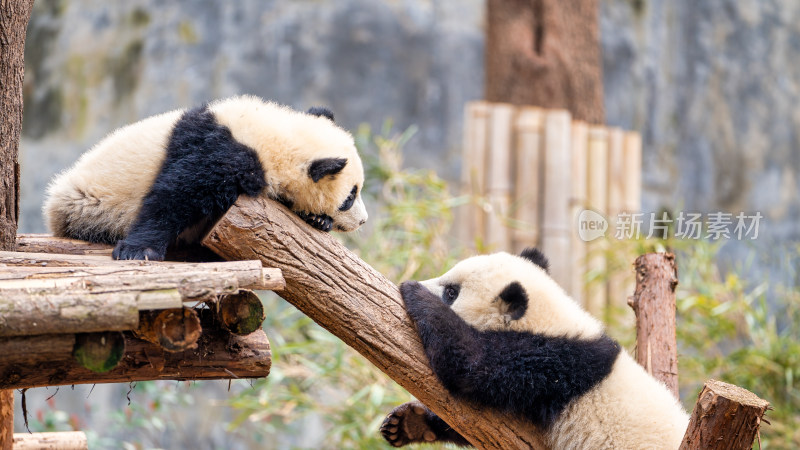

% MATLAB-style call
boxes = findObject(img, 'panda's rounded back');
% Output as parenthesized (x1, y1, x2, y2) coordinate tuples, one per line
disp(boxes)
(43, 109, 184, 241)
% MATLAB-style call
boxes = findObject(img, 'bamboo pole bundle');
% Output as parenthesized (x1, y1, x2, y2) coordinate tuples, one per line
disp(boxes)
(511, 107, 544, 252)
(541, 110, 573, 289)
(459, 102, 491, 249)
(485, 104, 515, 251)
(569, 121, 589, 305)
(585, 125, 609, 317)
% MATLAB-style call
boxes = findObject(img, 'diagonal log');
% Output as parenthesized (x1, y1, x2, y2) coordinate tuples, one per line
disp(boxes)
(202, 196, 547, 449)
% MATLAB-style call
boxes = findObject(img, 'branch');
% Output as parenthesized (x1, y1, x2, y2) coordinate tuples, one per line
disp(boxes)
(679, 379, 770, 450)
(202, 196, 547, 449)
(628, 252, 679, 397)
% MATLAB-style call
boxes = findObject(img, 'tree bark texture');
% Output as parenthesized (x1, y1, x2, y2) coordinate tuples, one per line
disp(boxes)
(15, 234, 224, 262)
(12, 431, 88, 450)
(628, 253, 679, 398)
(0, 251, 283, 293)
(485, 0, 605, 124)
(0, 312, 271, 389)
(0, 0, 34, 445)
(203, 196, 548, 449)
(679, 379, 769, 450)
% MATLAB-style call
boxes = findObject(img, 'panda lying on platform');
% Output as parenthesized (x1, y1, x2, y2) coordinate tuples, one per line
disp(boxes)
(382, 249, 689, 449)
(44, 95, 367, 260)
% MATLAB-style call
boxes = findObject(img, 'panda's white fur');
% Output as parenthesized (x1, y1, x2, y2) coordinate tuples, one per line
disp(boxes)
(384, 250, 688, 449)
(44, 96, 367, 259)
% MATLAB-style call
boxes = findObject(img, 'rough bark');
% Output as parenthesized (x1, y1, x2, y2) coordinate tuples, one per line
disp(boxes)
(15, 234, 224, 262)
(12, 431, 88, 450)
(0, 313, 271, 389)
(0, 251, 283, 292)
(133, 308, 202, 352)
(203, 196, 548, 449)
(628, 253, 679, 398)
(216, 290, 265, 335)
(485, 0, 604, 124)
(15, 234, 113, 256)
(0, 290, 140, 337)
(0, 0, 35, 444)
(679, 379, 770, 450)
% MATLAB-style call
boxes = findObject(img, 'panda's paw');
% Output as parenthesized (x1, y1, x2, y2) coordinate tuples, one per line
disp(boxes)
(296, 211, 333, 232)
(380, 401, 437, 447)
(113, 241, 165, 261)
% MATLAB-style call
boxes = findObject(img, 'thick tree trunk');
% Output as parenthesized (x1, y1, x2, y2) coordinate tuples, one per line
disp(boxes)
(0, 312, 271, 389)
(628, 253, 680, 398)
(203, 197, 548, 449)
(679, 380, 769, 450)
(485, 0, 604, 124)
(0, 0, 34, 445)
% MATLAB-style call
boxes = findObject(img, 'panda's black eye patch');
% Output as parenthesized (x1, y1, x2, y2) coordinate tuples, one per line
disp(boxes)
(338, 185, 357, 211)
(442, 284, 460, 305)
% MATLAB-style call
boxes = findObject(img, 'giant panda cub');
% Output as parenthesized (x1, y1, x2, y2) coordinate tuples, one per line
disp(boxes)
(381, 248, 689, 449)
(44, 95, 367, 260)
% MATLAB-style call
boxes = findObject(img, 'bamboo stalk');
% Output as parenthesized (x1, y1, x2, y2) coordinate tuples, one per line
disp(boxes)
(485, 103, 515, 251)
(541, 110, 572, 289)
(585, 125, 609, 317)
(511, 107, 544, 252)
(459, 102, 491, 249)
(569, 121, 588, 305)
(606, 128, 630, 317)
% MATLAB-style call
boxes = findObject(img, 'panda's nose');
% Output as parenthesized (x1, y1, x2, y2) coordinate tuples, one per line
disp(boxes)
(359, 219, 366, 226)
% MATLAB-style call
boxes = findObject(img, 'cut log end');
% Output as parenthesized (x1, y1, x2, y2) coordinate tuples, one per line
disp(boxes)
(72, 332, 125, 373)
(216, 290, 265, 335)
(680, 380, 770, 450)
(134, 308, 202, 352)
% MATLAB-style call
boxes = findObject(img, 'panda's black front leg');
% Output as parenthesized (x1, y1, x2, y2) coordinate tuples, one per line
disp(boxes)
(400, 281, 485, 394)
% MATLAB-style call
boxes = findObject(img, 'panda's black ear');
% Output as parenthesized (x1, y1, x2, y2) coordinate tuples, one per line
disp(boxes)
(308, 157, 348, 182)
(307, 106, 335, 122)
(498, 281, 528, 320)
(520, 248, 549, 273)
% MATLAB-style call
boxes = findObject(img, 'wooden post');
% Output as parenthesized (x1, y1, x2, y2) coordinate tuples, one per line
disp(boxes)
(512, 107, 543, 252)
(569, 121, 588, 304)
(203, 197, 549, 449)
(585, 126, 608, 316)
(679, 380, 769, 450)
(0, 0, 35, 445)
(485, 103, 514, 251)
(541, 110, 572, 289)
(628, 253, 679, 398)
(459, 102, 490, 249)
